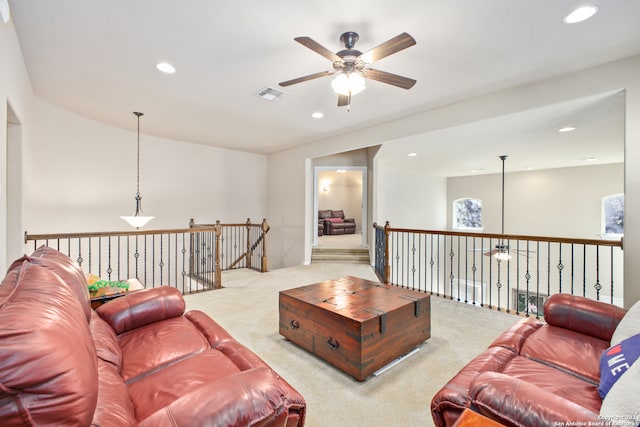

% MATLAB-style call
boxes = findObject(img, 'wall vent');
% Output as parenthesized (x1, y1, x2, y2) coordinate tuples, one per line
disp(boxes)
(256, 87, 287, 102)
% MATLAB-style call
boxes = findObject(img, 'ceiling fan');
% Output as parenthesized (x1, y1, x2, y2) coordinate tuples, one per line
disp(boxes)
(279, 31, 417, 108)
(476, 155, 535, 260)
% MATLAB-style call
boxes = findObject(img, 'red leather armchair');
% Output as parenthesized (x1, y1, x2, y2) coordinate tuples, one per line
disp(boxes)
(431, 293, 628, 427)
(0, 246, 306, 426)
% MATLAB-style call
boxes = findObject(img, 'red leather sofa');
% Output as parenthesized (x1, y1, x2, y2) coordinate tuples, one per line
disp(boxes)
(0, 246, 306, 426)
(431, 293, 636, 427)
(318, 209, 356, 235)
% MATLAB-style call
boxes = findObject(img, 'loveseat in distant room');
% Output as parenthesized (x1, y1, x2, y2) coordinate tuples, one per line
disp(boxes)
(0, 246, 306, 426)
(318, 209, 356, 235)
(431, 293, 640, 427)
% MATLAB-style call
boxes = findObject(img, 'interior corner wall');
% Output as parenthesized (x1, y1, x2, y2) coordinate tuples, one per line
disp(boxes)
(24, 98, 268, 235)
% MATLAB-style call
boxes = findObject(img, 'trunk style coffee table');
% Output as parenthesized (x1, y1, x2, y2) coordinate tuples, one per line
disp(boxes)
(279, 276, 430, 381)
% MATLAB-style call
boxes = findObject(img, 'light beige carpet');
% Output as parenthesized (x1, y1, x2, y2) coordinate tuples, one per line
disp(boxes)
(183, 263, 520, 427)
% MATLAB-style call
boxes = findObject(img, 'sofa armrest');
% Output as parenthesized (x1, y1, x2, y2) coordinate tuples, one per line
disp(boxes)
(470, 372, 600, 427)
(137, 367, 306, 427)
(97, 286, 185, 334)
(543, 293, 627, 342)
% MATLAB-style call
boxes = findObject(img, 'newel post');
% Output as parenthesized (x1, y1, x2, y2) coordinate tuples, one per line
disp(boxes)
(384, 221, 391, 284)
(214, 220, 222, 289)
(261, 218, 269, 272)
(245, 218, 252, 269)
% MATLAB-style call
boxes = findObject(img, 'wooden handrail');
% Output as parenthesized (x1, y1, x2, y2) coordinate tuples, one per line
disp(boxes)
(25, 227, 217, 243)
(372, 223, 623, 248)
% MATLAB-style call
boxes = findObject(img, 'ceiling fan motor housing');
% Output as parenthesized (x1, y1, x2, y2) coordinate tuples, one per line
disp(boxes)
(340, 31, 359, 49)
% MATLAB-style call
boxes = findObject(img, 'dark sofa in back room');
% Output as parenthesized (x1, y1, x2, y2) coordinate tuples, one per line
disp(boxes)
(0, 246, 306, 426)
(318, 209, 356, 235)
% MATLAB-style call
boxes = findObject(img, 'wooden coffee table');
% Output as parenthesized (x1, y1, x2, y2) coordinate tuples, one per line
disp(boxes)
(279, 276, 430, 381)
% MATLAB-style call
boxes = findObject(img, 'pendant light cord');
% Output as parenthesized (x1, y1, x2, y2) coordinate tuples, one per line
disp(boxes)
(501, 155, 506, 235)
(134, 112, 143, 197)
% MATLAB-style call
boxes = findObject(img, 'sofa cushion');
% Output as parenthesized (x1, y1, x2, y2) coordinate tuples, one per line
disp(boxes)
(9, 245, 92, 322)
(128, 350, 243, 421)
(611, 299, 640, 346)
(92, 359, 137, 427)
(331, 209, 345, 219)
(117, 316, 210, 383)
(90, 310, 123, 370)
(519, 324, 609, 383)
(325, 217, 344, 224)
(0, 261, 98, 426)
(598, 333, 640, 398)
(318, 209, 332, 219)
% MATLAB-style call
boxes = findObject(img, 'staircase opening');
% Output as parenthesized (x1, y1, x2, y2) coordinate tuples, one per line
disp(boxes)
(312, 232, 369, 264)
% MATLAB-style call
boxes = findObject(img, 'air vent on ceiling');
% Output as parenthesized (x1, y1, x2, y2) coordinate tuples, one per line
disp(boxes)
(256, 87, 287, 102)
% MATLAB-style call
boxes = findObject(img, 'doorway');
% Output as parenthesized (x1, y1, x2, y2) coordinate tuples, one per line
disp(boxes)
(313, 166, 367, 248)
(2, 103, 22, 272)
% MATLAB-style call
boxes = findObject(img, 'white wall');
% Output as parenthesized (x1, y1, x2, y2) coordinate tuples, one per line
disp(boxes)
(24, 98, 267, 234)
(375, 162, 447, 230)
(447, 163, 624, 238)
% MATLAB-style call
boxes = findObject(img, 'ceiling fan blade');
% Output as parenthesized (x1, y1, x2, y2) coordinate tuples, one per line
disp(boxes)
(337, 94, 350, 107)
(483, 249, 500, 257)
(362, 68, 417, 89)
(359, 32, 416, 64)
(294, 36, 342, 62)
(279, 70, 334, 87)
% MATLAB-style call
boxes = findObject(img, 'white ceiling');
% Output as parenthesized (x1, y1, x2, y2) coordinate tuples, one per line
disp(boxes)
(8, 1, 640, 175)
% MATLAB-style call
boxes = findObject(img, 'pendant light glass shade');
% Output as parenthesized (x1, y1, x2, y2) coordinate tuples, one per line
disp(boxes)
(331, 72, 366, 96)
(494, 250, 512, 261)
(121, 112, 154, 228)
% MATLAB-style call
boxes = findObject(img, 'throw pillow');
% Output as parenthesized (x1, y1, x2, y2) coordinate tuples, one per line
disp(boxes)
(611, 299, 640, 346)
(599, 357, 640, 423)
(325, 218, 344, 223)
(598, 333, 640, 399)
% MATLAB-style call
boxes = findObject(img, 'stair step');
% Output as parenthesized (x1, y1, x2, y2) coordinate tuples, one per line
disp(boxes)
(311, 247, 370, 264)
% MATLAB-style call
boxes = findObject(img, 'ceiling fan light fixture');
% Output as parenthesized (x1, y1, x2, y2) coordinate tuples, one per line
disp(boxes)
(331, 72, 366, 96)
(494, 250, 512, 261)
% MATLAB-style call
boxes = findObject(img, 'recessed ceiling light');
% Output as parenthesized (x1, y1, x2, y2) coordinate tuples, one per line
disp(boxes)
(156, 62, 176, 74)
(336, 169, 346, 173)
(407, 153, 418, 157)
(312, 112, 324, 119)
(584, 156, 597, 162)
(563, 5, 598, 24)
(471, 168, 485, 173)
(558, 126, 576, 132)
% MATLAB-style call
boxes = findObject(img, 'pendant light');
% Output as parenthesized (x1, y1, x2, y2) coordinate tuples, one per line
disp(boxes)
(121, 112, 154, 228)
